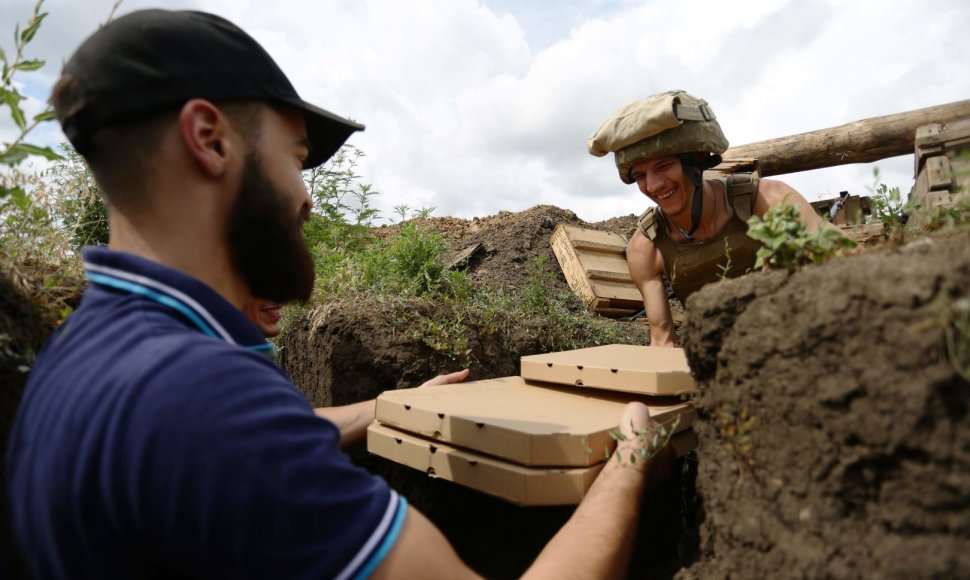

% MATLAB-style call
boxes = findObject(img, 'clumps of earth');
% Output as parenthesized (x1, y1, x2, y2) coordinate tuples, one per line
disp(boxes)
(373, 204, 639, 293)
(679, 231, 970, 578)
(2, 205, 968, 578)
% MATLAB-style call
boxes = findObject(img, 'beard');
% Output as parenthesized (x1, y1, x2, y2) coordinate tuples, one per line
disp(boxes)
(227, 152, 315, 304)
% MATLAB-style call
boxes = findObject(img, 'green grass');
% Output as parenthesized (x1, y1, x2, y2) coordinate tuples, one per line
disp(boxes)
(305, 217, 631, 365)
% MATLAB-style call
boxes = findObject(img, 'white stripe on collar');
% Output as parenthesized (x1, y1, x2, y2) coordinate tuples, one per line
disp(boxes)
(85, 261, 236, 345)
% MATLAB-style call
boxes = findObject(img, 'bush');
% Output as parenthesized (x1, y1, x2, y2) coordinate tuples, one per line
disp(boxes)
(747, 201, 856, 271)
(49, 145, 108, 250)
(866, 167, 911, 234)
(1, 0, 68, 265)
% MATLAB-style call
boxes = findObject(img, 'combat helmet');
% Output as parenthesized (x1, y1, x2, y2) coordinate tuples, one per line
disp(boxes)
(588, 90, 728, 184)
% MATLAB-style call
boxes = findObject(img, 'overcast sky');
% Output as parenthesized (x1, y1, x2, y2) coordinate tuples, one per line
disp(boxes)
(3, 0, 969, 222)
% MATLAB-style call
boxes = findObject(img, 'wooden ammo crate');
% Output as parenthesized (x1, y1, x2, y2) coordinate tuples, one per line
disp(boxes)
(909, 118, 970, 228)
(810, 195, 873, 226)
(550, 224, 643, 317)
(839, 222, 885, 244)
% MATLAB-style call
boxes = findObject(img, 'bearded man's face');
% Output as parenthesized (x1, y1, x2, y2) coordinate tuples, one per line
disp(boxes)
(227, 151, 315, 304)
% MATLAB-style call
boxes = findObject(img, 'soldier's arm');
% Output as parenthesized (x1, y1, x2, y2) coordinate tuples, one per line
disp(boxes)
(627, 230, 676, 347)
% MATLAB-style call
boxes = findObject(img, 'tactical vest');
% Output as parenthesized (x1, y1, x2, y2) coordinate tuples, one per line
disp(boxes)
(637, 173, 761, 303)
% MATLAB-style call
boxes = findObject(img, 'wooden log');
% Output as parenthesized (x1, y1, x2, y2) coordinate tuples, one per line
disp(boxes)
(715, 99, 970, 177)
(707, 157, 758, 175)
(838, 222, 885, 244)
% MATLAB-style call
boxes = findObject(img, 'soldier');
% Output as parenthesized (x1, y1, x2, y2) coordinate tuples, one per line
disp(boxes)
(588, 90, 840, 346)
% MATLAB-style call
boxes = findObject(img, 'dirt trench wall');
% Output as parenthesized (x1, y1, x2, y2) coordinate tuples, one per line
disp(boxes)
(0, 265, 82, 580)
(278, 301, 523, 406)
(678, 234, 970, 579)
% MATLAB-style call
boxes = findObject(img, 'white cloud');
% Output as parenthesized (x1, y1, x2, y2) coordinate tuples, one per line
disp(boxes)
(5, 0, 970, 222)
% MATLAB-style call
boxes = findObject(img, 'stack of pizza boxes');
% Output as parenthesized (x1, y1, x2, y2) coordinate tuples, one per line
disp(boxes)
(367, 344, 697, 506)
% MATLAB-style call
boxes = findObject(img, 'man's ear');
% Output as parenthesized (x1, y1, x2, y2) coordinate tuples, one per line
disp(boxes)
(177, 99, 241, 177)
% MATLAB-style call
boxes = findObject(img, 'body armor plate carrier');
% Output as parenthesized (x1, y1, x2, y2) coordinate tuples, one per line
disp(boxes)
(637, 173, 761, 303)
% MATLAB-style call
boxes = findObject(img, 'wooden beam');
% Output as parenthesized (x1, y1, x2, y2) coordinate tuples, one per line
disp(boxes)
(587, 269, 633, 283)
(445, 242, 483, 270)
(707, 157, 758, 175)
(571, 240, 627, 255)
(716, 99, 970, 178)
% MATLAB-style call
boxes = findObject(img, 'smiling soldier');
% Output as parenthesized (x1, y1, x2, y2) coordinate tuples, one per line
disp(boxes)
(588, 90, 840, 346)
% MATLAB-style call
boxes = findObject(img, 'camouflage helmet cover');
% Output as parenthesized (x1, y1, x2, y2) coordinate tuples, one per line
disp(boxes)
(587, 90, 729, 184)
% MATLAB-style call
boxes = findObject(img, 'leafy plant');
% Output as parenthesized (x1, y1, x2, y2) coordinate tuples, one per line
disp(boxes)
(383, 223, 450, 295)
(521, 254, 558, 311)
(311, 217, 457, 300)
(414, 312, 471, 362)
(1, 0, 66, 262)
(303, 145, 380, 252)
(513, 255, 627, 351)
(49, 144, 109, 250)
(607, 416, 680, 466)
(0, 0, 61, 172)
(393, 204, 436, 222)
(746, 201, 856, 271)
(866, 167, 911, 234)
(0, 1, 124, 382)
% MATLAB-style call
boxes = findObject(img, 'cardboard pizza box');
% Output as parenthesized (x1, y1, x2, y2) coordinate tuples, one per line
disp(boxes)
(375, 375, 694, 467)
(368, 422, 698, 506)
(520, 344, 696, 396)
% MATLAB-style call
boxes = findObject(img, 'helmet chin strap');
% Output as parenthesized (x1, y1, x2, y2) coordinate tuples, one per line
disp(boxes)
(680, 154, 705, 239)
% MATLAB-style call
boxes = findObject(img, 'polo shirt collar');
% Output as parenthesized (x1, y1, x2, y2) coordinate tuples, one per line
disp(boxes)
(82, 247, 275, 355)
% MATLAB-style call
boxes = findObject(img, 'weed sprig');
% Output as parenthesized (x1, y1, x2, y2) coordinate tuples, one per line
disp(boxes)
(746, 201, 855, 271)
(607, 416, 680, 466)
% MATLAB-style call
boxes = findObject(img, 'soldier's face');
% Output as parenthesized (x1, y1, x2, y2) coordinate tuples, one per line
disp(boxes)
(631, 155, 691, 216)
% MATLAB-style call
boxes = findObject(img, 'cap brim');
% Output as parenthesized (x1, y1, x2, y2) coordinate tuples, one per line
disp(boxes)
(279, 96, 364, 169)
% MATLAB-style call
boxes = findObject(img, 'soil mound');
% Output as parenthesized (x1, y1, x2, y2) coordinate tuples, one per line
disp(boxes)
(678, 232, 970, 578)
(282, 205, 650, 406)
(373, 205, 638, 294)
(279, 300, 522, 406)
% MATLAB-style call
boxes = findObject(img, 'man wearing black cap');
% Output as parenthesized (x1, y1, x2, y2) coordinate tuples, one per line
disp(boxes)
(7, 9, 664, 579)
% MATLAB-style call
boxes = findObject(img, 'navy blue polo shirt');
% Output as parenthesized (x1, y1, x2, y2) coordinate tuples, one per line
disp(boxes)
(7, 248, 406, 579)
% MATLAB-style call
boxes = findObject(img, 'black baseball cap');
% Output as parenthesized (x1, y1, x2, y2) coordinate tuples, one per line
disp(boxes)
(53, 9, 363, 169)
